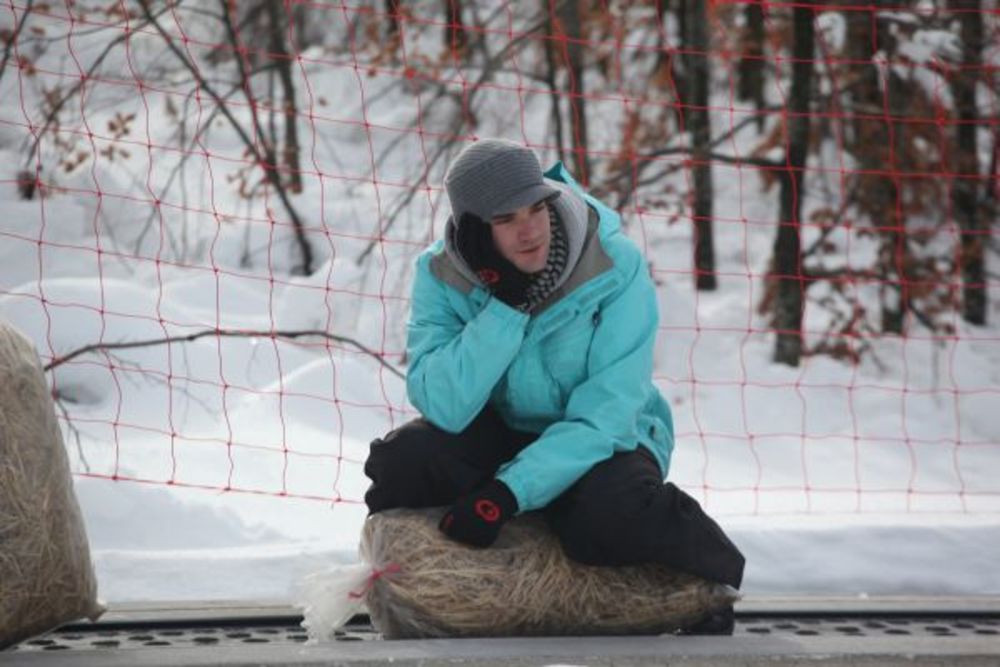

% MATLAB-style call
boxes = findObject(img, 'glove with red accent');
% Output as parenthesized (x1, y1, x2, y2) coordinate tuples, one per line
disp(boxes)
(454, 213, 534, 310)
(439, 479, 518, 548)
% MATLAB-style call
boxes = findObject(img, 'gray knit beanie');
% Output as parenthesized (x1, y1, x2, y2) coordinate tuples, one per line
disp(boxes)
(445, 139, 560, 223)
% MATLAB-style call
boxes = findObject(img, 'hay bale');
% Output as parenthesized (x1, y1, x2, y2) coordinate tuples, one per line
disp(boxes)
(362, 508, 738, 639)
(0, 323, 103, 649)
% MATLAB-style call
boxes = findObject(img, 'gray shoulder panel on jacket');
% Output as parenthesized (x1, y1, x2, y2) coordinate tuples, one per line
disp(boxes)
(429, 248, 475, 295)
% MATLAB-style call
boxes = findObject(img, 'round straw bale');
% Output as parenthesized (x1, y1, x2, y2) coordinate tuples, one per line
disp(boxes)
(362, 508, 738, 639)
(0, 323, 104, 649)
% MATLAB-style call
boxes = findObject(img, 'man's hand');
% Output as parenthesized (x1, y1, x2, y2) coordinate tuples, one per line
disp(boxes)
(455, 213, 533, 310)
(439, 479, 518, 548)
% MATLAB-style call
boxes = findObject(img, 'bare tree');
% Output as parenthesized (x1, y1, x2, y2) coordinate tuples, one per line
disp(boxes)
(44, 329, 404, 379)
(878, 64, 910, 336)
(771, 7, 814, 366)
(260, 0, 303, 195)
(386, 0, 403, 39)
(684, 0, 717, 290)
(544, 7, 567, 164)
(553, 0, 590, 184)
(737, 0, 766, 132)
(949, 0, 986, 325)
(673, 0, 688, 111)
(0, 0, 34, 89)
(443, 0, 468, 51)
(837, 3, 911, 336)
(134, 0, 315, 274)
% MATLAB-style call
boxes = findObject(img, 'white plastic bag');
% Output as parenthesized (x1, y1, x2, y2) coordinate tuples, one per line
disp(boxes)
(298, 562, 399, 641)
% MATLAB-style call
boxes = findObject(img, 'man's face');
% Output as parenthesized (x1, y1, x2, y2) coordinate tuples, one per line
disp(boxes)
(490, 200, 551, 273)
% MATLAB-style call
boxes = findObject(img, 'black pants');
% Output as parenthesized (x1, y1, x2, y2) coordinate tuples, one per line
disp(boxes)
(364, 407, 745, 589)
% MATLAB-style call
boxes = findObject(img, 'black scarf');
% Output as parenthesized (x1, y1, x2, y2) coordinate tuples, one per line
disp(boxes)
(522, 202, 568, 311)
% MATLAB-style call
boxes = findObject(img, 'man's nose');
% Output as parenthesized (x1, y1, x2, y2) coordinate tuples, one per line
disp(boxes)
(515, 214, 538, 237)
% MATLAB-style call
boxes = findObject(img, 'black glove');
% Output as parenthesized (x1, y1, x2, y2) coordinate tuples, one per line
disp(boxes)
(454, 213, 533, 310)
(439, 479, 518, 548)
(363, 436, 393, 514)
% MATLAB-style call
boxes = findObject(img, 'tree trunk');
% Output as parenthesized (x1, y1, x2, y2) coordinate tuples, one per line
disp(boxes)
(880, 69, 907, 335)
(652, 0, 684, 140)
(386, 0, 402, 39)
(545, 7, 565, 164)
(737, 0, 765, 131)
(653, 0, 668, 73)
(685, 0, 716, 290)
(266, 0, 302, 195)
(674, 0, 689, 126)
(772, 8, 814, 366)
(844, 1, 906, 335)
(442, 0, 466, 52)
(843, 6, 884, 146)
(989, 130, 998, 207)
(949, 0, 986, 325)
(558, 0, 590, 184)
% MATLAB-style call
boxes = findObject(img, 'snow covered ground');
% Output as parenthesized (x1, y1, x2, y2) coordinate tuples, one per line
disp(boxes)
(1, 3, 998, 605)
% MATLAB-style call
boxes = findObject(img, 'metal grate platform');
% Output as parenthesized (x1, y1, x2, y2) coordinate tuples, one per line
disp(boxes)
(6, 615, 372, 655)
(5, 601, 1000, 667)
(7, 614, 1000, 653)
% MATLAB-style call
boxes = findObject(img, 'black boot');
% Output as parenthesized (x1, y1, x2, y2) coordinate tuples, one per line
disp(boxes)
(678, 606, 735, 636)
(654, 483, 746, 589)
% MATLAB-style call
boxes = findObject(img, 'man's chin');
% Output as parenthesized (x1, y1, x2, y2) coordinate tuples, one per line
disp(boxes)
(514, 249, 549, 273)
(515, 259, 547, 274)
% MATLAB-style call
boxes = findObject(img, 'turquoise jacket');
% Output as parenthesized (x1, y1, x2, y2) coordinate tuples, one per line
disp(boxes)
(406, 161, 674, 513)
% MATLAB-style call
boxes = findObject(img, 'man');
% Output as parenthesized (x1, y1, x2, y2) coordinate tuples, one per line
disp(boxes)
(364, 139, 744, 631)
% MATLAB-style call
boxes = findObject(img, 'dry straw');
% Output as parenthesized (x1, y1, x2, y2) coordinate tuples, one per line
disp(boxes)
(362, 508, 737, 639)
(0, 323, 103, 649)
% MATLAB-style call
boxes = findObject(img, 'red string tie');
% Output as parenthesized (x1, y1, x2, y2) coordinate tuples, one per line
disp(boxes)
(347, 563, 401, 600)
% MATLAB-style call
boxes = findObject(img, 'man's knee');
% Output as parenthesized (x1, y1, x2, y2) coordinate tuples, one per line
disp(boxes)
(546, 449, 662, 566)
(364, 419, 450, 512)
(363, 418, 490, 513)
(364, 407, 536, 514)
(365, 420, 434, 482)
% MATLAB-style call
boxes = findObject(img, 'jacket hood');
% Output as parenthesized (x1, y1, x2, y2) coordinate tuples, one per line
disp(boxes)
(443, 178, 590, 294)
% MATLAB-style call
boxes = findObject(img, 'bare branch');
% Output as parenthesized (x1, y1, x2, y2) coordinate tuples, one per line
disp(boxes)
(132, 88, 231, 255)
(106, 351, 219, 416)
(355, 1, 571, 264)
(264, 0, 302, 194)
(801, 267, 880, 284)
(135, 0, 314, 274)
(598, 107, 784, 207)
(705, 151, 782, 169)
(801, 181, 861, 259)
(43, 328, 405, 379)
(53, 395, 91, 474)
(0, 0, 34, 89)
(21, 1, 179, 164)
(216, 0, 311, 273)
(132, 59, 284, 255)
